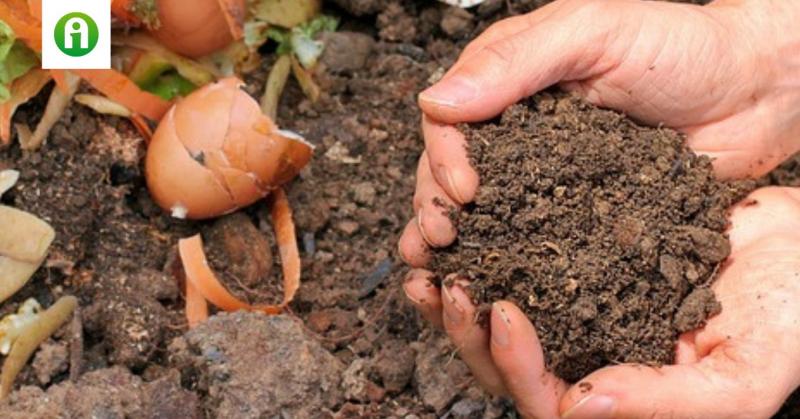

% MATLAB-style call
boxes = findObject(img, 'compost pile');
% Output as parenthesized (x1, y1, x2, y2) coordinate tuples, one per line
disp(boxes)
(434, 92, 754, 381)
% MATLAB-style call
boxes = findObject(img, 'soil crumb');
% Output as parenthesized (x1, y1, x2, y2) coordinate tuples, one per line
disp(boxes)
(434, 91, 753, 381)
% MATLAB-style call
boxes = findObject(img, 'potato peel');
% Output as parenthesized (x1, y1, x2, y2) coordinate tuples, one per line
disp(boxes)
(177, 188, 301, 325)
(0, 296, 77, 399)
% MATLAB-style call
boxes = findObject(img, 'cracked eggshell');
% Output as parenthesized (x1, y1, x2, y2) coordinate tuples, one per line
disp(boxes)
(150, 0, 246, 58)
(145, 77, 313, 220)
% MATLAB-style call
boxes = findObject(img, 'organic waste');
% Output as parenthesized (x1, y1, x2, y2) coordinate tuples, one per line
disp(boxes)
(0, 295, 77, 398)
(433, 93, 754, 381)
(0, 167, 76, 399)
(148, 0, 246, 58)
(146, 77, 308, 325)
(145, 77, 312, 219)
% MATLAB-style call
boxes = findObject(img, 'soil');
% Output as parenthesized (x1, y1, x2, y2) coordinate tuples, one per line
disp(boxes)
(433, 93, 753, 381)
(0, 0, 796, 417)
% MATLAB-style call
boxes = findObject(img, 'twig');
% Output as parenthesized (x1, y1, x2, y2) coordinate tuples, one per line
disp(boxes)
(68, 306, 83, 381)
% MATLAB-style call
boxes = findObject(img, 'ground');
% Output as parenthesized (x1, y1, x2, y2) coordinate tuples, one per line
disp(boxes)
(0, 0, 797, 418)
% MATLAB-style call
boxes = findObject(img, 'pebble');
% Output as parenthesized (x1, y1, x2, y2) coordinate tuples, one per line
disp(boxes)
(337, 220, 360, 235)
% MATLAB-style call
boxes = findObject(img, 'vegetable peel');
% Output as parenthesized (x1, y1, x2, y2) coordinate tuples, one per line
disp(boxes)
(21, 70, 79, 150)
(0, 68, 49, 144)
(0, 295, 77, 399)
(0, 298, 41, 355)
(177, 187, 301, 325)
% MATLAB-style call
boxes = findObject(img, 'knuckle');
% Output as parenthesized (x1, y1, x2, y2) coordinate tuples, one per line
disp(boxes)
(483, 39, 518, 67)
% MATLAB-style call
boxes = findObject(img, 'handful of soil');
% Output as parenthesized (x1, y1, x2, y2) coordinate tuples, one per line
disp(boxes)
(433, 92, 754, 382)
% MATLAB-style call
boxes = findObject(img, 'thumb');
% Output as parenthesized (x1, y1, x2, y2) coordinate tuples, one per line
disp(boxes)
(418, 2, 619, 123)
(559, 341, 793, 419)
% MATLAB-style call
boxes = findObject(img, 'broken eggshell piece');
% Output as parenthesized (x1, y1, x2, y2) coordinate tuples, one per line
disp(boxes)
(145, 77, 313, 220)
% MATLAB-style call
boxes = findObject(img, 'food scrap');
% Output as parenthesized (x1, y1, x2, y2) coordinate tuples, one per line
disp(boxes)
(177, 189, 300, 325)
(0, 169, 18, 197)
(0, 205, 55, 304)
(0, 295, 77, 399)
(145, 77, 312, 220)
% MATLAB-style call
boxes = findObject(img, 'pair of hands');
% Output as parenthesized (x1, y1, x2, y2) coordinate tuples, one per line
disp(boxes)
(398, 0, 800, 418)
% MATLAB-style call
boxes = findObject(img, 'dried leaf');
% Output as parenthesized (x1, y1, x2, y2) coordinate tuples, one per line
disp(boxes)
(0, 205, 55, 304)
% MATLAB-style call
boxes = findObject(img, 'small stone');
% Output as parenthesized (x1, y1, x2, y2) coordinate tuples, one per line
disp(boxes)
(373, 339, 416, 393)
(414, 336, 470, 412)
(337, 220, 360, 235)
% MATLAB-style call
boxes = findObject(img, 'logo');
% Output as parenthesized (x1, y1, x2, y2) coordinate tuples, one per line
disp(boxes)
(42, 0, 110, 69)
(53, 12, 99, 57)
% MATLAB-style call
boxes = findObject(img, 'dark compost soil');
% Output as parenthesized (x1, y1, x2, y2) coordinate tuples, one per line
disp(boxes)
(433, 93, 754, 381)
(0, 0, 797, 417)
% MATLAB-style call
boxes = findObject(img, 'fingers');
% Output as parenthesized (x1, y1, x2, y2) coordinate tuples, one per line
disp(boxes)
(490, 301, 567, 419)
(559, 341, 790, 419)
(398, 218, 430, 268)
(413, 152, 459, 247)
(422, 116, 479, 205)
(441, 279, 507, 396)
(418, 2, 615, 123)
(453, 1, 562, 66)
(402, 269, 443, 329)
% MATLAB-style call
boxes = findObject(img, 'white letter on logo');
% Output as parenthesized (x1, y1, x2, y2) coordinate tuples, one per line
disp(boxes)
(64, 17, 88, 49)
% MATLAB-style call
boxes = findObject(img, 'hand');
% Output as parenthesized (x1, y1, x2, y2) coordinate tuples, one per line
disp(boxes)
(404, 187, 800, 418)
(398, 0, 800, 267)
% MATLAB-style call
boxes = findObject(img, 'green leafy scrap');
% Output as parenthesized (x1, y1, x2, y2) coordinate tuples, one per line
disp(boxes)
(267, 15, 339, 68)
(141, 71, 197, 101)
(0, 20, 39, 102)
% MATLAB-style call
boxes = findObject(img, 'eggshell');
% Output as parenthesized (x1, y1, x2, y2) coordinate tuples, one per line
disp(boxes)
(150, 0, 245, 58)
(145, 77, 313, 219)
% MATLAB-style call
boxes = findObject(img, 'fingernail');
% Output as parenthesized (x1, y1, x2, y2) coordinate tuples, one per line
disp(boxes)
(442, 285, 465, 326)
(436, 164, 466, 204)
(416, 209, 434, 246)
(397, 241, 409, 265)
(402, 282, 423, 305)
(491, 302, 511, 347)
(563, 395, 616, 419)
(419, 76, 477, 108)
